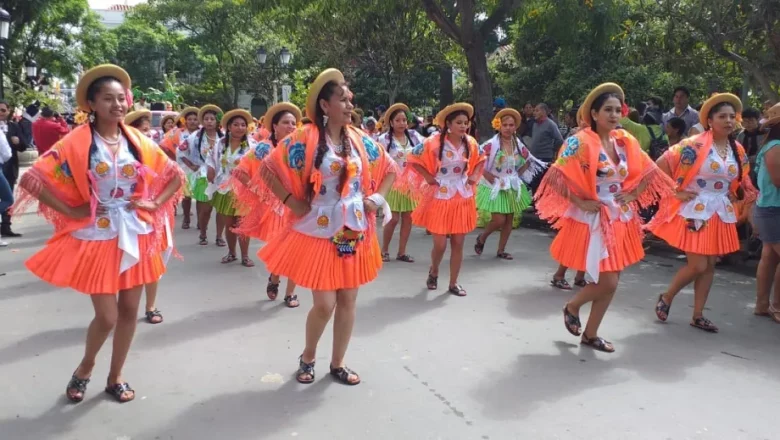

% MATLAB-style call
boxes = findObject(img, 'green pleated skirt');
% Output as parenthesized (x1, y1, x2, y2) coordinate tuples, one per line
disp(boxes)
(387, 189, 417, 213)
(191, 177, 211, 203)
(211, 191, 239, 216)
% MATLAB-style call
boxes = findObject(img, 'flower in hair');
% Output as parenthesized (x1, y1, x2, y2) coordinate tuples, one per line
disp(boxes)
(491, 117, 501, 130)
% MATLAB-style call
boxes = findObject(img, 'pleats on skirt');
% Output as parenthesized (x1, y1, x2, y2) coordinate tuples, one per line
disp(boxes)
(649, 214, 739, 256)
(550, 217, 645, 273)
(412, 193, 477, 235)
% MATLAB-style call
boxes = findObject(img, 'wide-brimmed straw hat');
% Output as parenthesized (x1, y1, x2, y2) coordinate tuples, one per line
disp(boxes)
(494, 108, 522, 125)
(306, 68, 346, 125)
(124, 109, 151, 127)
(221, 109, 253, 129)
(434, 103, 474, 128)
(263, 103, 302, 132)
(177, 106, 199, 122)
(198, 105, 223, 124)
(160, 113, 177, 128)
(699, 93, 743, 130)
(76, 64, 132, 112)
(580, 83, 625, 126)
(761, 102, 780, 130)
(382, 103, 411, 128)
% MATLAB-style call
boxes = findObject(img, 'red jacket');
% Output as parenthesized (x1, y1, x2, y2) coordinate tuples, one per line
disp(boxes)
(32, 117, 70, 154)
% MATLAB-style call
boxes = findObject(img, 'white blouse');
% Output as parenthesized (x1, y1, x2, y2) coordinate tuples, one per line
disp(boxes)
(206, 137, 253, 197)
(679, 147, 739, 226)
(434, 139, 473, 200)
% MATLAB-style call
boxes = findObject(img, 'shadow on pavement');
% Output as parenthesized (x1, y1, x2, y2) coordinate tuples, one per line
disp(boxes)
(0, 326, 86, 367)
(355, 289, 450, 337)
(0, 392, 105, 439)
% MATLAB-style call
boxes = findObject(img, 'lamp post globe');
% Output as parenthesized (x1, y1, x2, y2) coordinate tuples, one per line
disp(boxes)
(26, 59, 38, 81)
(256, 47, 267, 65)
(280, 47, 291, 67)
(0, 8, 10, 41)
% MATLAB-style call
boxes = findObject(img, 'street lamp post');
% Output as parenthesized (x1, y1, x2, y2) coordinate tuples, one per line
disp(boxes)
(0, 8, 11, 99)
(25, 60, 37, 86)
(257, 46, 292, 105)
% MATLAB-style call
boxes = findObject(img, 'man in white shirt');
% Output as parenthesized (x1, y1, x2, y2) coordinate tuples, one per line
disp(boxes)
(0, 133, 13, 247)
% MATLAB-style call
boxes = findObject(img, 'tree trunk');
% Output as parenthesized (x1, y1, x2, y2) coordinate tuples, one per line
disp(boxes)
(465, 43, 494, 143)
(720, 49, 780, 102)
(439, 65, 453, 110)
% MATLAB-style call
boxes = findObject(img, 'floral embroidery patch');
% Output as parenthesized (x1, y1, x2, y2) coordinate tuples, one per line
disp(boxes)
(363, 137, 380, 162)
(440, 167, 448, 175)
(330, 161, 342, 174)
(714, 181, 724, 190)
(697, 178, 707, 188)
(121, 164, 137, 178)
(411, 143, 425, 156)
(110, 187, 125, 199)
(317, 215, 329, 228)
(727, 164, 737, 176)
(254, 143, 271, 159)
(680, 145, 697, 166)
(96, 217, 111, 229)
(288, 142, 306, 171)
(560, 137, 580, 158)
(95, 162, 110, 177)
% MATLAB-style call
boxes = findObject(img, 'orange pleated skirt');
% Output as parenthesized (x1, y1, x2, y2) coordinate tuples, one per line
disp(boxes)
(26, 232, 166, 295)
(412, 193, 477, 235)
(550, 217, 645, 273)
(258, 227, 382, 291)
(650, 214, 739, 256)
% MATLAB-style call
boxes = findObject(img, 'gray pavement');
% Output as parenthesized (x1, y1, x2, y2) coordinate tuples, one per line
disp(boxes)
(0, 211, 777, 440)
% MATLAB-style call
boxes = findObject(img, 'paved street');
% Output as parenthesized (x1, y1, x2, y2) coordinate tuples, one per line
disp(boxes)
(0, 211, 776, 440)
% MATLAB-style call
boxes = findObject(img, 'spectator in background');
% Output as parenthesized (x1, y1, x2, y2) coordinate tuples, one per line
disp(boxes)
(662, 86, 699, 135)
(0, 131, 12, 247)
(647, 96, 663, 112)
(635, 102, 648, 121)
(0, 100, 28, 238)
(364, 117, 379, 139)
(520, 102, 535, 141)
(529, 103, 563, 163)
(687, 104, 705, 136)
(561, 108, 579, 139)
(619, 107, 667, 156)
(19, 102, 39, 148)
(665, 117, 686, 147)
(738, 108, 765, 161)
(133, 96, 149, 111)
(31, 106, 69, 155)
(375, 104, 387, 123)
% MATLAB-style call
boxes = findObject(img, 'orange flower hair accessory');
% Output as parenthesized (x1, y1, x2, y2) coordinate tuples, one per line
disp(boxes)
(74, 111, 89, 126)
(491, 117, 501, 130)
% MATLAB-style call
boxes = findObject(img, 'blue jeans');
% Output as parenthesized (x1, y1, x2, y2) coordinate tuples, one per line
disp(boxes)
(0, 169, 13, 213)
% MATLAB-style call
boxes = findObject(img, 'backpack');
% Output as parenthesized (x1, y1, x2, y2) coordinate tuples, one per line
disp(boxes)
(647, 125, 669, 160)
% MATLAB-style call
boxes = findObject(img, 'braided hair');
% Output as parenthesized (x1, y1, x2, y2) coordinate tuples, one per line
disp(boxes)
(708, 101, 743, 182)
(385, 108, 414, 153)
(85, 76, 141, 165)
(438, 110, 471, 173)
(222, 115, 249, 155)
(196, 110, 223, 161)
(309, 81, 352, 199)
(269, 110, 295, 148)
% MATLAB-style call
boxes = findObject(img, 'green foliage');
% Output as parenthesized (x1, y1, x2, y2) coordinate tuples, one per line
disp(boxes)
(110, 16, 182, 90)
(3, 87, 63, 112)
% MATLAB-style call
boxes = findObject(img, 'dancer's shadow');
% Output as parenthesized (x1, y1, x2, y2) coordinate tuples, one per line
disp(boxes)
(0, 393, 104, 439)
(355, 289, 450, 337)
(0, 278, 61, 302)
(504, 285, 573, 321)
(139, 377, 330, 440)
(0, 326, 86, 367)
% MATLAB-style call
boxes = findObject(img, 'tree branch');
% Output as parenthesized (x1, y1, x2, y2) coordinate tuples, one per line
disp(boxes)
(480, 0, 522, 37)
(420, 0, 462, 43)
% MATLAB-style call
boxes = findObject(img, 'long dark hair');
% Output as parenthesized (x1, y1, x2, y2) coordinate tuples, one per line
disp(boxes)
(589, 92, 623, 132)
(309, 81, 352, 199)
(764, 124, 780, 145)
(86, 76, 140, 164)
(196, 110, 223, 161)
(708, 101, 742, 182)
(222, 115, 249, 155)
(385, 108, 413, 153)
(269, 110, 295, 148)
(438, 109, 471, 173)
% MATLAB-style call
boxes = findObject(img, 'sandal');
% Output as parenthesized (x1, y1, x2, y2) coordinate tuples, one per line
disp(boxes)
(104, 381, 135, 403)
(426, 271, 438, 290)
(690, 316, 719, 333)
(448, 284, 467, 297)
(655, 294, 671, 322)
(551, 278, 572, 290)
(381, 252, 390, 262)
(769, 306, 780, 324)
(563, 304, 582, 336)
(199, 235, 208, 246)
(221, 253, 237, 264)
(330, 364, 361, 386)
(496, 251, 513, 260)
(267, 277, 280, 300)
(284, 295, 300, 308)
(396, 254, 415, 263)
(182, 219, 190, 230)
(145, 309, 163, 324)
(573, 278, 593, 287)
(296, 356, 316, 384)
(66, 373, 90, 403)
(215, 238, 227, 247)
(474, 236, 485, 255)
(581, 336, 615, 353)
(241, 257, 255, 267)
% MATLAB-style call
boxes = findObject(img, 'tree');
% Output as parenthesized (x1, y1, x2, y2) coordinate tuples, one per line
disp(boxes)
(421, 0, 522, 141)
(111, 16, 183, 90)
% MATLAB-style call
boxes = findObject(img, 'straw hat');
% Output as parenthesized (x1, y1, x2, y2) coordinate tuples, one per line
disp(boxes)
(177, 106, 199, 122)
(382, 103, 411, 128)
(263, 102, 302, 132)
(124, 109, 151, 127)
(761, 102, 780, 130)
(221, 109, 253, 129)
(198, 105, 223, 124)
(306, 68, 345, 125)
(494, 108, 522, 125)
(580, 83, 625, 126)
(699, 93, 743, 130)
(351, 110, 362, 126)
(75, 64, 132, 112)
(434, 103, 474, 128)
(160, 114, 177, 129)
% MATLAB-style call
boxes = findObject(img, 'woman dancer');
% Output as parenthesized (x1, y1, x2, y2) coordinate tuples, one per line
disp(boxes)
(124, 110, 153, 138)
(254, 69, 396, 385)
(206, 109, 254, 267)
(377, 103, 425, 263)
(475, 108, 546, 259)
(181, 105, 223, 245)
(407, 103, 485, 296)
(232, 103, 303, 307)
(160, 107, 200, 229)
(12, 64, 182, 401)
(650, 94, 757, 332)
(535, 83, 673, 352)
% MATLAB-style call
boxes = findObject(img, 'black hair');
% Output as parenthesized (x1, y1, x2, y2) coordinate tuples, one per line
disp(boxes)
(195, 110, 223, 161)
(566, 108, 578, 121)
(636, 102, 648, 115)
(384, 108, 414, 153)
(589, 92, 623, 132)
(765, 124, 780, 144)
(667, 117, 687, 136)
(741, 107, 761, 120)
(310, 81, 351, 199)
(673, 86, 691, 98)
(707, 101, 742, 182)
(647, 96, 663, 108)
(129, 116, 150, 129)
(438, 110, 470, 173)
(85, 76, 141, 165)
(269, 110, 295, 148)
(41, 106, 54, 118)
(222, 115, 249, 155)
(536, 103, 550, 114)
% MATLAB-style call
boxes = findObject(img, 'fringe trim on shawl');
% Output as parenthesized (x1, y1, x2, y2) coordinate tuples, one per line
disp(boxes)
(520, 157, 548, 184)
(11, 169, 86, 234)
(631, 166, 676, 211)
(147, 160, 186, 260)
(229, 168, 268, 239)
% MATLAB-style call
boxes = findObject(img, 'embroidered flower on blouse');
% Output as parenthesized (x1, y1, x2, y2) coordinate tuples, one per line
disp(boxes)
(346, 161, 358, 179)
(254, 143, 271, 160)
(680, 146, 697, 166)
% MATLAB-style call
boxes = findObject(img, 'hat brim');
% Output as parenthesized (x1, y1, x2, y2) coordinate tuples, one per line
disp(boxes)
(306, 69, 346, 126)
(263, 103, 302, 132)
(76, 64, 132, 113)
(124, 109, 151, 127)
(177, 106, 200, 121)
(700, 93, 743, 130)
(761, 115, 780, 131)
(160, 114, 177, 127)
(222, 109, 253, 129)
(495, 108, 522, 125)
(434, 103, 474, 128)
(581, 83, 625, 126)
(382, 103, 411, 127)
(198, 105, 223, 124)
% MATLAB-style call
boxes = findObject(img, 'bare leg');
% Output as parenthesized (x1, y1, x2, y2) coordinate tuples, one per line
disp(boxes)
(397, 212, 413, 256)
(332, 288, 358, 368)
(755, 243, 780, 313)
(553, 264, 568, 280)
(381, 212, 400, 255)
(197, 201, 212, 238)
(580, 272, 620, 340)
(182, 196, 192, 220)
(573, 271, 587, 283)
(691, 256, 717, 319)
(497, 214, 514, 253)
(107, 286, 143, 401)
(69, 294, 119, 401)
(300, 290, 337, 371)
(449, 234, 465, 287)
(661, 253, 709, 305)
(143, 281, 161, 321)
(479, 213, 505, 245)
(430, 234, 448, 276)
(216, 212, 227, 244)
